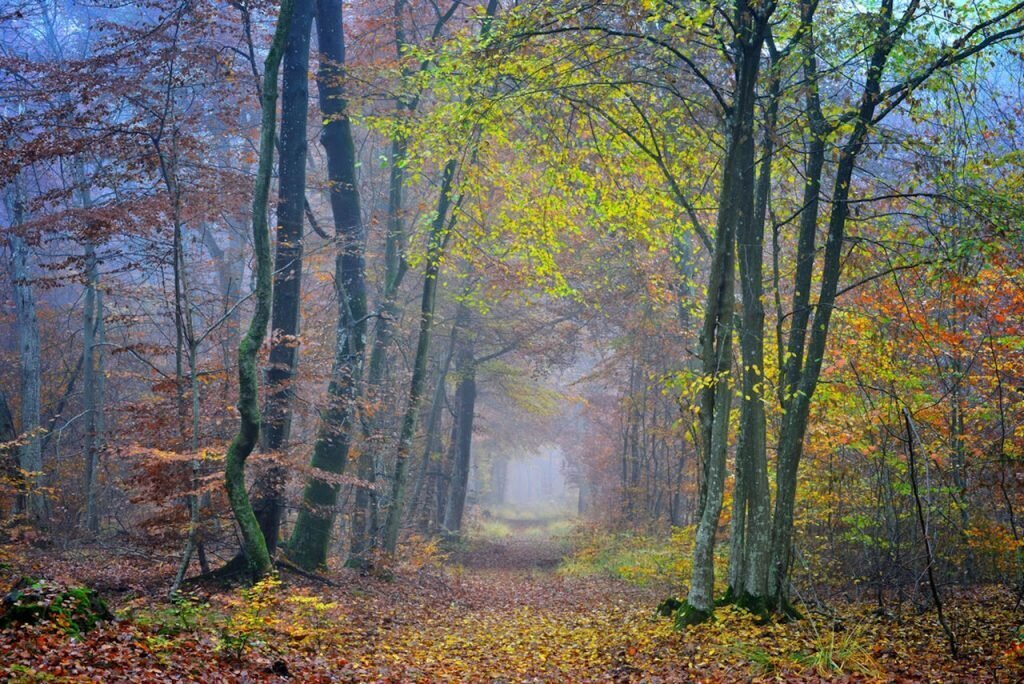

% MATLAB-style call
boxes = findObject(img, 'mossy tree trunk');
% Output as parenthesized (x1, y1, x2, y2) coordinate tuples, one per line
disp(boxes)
(223, 0, 296, 580)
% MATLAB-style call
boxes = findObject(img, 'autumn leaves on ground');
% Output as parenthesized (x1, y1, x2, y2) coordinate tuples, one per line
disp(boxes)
(2, 514, 1022, 683)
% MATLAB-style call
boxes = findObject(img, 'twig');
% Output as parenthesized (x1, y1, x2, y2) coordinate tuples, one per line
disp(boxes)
(903, 408, 958, 658)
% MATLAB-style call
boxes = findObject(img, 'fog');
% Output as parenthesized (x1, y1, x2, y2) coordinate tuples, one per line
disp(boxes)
(498, 445, 576, 514)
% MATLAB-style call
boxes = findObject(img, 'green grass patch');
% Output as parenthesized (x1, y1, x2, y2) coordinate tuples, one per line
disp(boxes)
(559, 526, 703, 587)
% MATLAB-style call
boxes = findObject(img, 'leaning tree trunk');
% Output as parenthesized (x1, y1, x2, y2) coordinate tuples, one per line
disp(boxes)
(286, 0, 368, 571)
(381, 159, 457, 554)
(255, 0, 315, 556)
(769, 0, 893, 603)
(222, 0, 296, 580)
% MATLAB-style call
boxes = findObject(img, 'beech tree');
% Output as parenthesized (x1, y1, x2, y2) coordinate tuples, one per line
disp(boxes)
(287, 0, 368, 571)
(222, 0, 296, 579)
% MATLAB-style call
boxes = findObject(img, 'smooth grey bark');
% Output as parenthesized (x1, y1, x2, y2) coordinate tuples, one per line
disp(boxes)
(287, 0, 368, 571)
(173, 338, 205, 590)
(76, 163, 104, 533)
(685, 219, 734, 619)
(684, 0, 773, 621)
(254, 0, 315, 557)
(81, 247, 104, 531)
(381, 159, 458, 553)
(442, 337, 477, 537)
(10, 199, 45, 524)
(728, 38, 779, 604)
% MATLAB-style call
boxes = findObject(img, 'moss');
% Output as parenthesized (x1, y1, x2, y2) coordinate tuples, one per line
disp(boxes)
(656, 597, 683, 617)
(735, 591, 772, 624)
(777, 595, 804, 622)
(674, 601, 712, 628)
(719, 587, 796, 624)
(343, 555, 371, 572)
(716, 585, 738, 607)
(1, 577, 111, 635)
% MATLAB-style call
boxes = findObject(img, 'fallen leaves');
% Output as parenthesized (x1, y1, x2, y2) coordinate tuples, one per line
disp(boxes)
(1, 538, 1022, 682)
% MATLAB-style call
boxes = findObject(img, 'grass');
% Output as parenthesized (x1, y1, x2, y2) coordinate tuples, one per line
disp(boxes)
(559, 525, 706, 589)
(466, 504, 578, 541)
(792, 625, 881, 678)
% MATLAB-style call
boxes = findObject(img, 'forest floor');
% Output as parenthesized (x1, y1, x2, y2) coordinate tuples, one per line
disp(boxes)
(1, 520, 1023, 682)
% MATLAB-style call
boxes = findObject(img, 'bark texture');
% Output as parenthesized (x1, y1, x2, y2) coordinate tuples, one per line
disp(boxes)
(287, 0, 368, 571)
(222, 0, 296, 579)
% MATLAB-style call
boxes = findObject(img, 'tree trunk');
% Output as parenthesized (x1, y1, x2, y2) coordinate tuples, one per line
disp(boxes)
(729, 40, 777, 607)
(287, 0, 368, 571)
(683, 0, 772, 623)
(222, 0, 296, 580)
(769, 1, 894, 602)
(0, 390, 16, 474)
(442, 342, 476, 538)
(80, 207, 103, 532)
(381, 159, 457, 553)
(10, 220, 45, 525)
(379, 0, 497, 552)
(347, 134, 410, 564)
(409, 345, 455, 533)
(255, 0, 315, 556)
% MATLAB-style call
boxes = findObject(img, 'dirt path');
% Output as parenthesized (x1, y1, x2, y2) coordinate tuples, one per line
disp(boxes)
(322, 533, 690, 682)
(455, 535, 567, 571)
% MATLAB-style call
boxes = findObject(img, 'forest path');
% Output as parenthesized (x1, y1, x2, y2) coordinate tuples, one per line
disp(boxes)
(454, 532, 566, 571)
(6, 536, 1014, 681)
(335, 530, 690, 682)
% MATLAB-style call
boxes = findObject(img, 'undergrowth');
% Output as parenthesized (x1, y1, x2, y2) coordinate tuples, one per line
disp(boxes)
(560, 525, 725, 590)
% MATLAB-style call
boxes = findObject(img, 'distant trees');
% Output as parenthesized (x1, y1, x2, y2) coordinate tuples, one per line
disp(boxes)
(8, 185, 44, 524)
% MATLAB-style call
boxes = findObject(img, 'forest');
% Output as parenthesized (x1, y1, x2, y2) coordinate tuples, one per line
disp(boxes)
(1, 0, 1024, 680)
